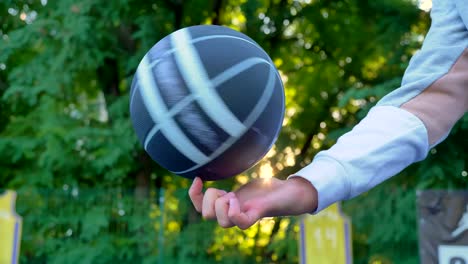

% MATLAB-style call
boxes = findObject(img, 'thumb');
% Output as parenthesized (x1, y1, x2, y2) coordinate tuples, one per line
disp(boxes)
(188, 177, 204, 212)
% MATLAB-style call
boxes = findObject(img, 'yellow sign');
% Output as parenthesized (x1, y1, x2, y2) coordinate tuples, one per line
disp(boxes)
(299, 203, 352, 264)
(0, 190, 22, 264)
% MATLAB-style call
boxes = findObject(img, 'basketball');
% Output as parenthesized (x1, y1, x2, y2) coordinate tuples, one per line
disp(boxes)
(129, 25, 285, 181)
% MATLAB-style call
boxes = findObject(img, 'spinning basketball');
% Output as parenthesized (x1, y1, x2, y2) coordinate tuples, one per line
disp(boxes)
(129, 25, 284, 181)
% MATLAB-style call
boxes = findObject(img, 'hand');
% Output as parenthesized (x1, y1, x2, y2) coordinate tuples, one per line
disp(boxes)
(188, 176, 318, 229)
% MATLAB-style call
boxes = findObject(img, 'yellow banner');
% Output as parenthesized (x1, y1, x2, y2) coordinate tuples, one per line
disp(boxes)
(299, 203, 352, 264)
(0, 190, 22, 264)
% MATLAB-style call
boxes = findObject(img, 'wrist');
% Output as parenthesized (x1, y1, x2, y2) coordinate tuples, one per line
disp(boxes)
(286, 176, 318, 214)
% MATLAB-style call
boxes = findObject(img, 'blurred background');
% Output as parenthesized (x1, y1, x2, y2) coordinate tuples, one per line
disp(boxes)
(0, 0, 467, 263)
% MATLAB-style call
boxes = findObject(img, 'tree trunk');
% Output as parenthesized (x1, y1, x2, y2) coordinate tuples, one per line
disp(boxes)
(211, 0, 223, 25)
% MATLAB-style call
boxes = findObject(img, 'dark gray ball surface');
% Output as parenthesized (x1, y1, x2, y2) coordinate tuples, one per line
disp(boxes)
(130, 25, 284, 181)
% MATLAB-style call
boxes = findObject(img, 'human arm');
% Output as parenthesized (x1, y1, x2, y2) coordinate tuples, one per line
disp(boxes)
(293, 0, 468, 212)
(189, 0, 468, 228)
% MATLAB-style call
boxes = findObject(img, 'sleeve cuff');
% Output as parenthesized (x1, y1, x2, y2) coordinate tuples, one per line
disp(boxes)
(288, 105, 429, 214)
(288, 156, 349, 213)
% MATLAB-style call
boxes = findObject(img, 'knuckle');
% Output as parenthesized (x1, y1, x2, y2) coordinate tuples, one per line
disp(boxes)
(188, 191, 196, 199)
(219, 220, 232, 228)
(202, 211, 215, 220)
(238, 223, 252, 230)
(188, 187, 196, 196)
(205, 188, 216, 196)
(205, 187, 215, 192)
(215, 196, 227, 206)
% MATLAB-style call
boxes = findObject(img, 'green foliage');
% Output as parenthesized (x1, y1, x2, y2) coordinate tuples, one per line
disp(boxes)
(1, 0, 466, 263)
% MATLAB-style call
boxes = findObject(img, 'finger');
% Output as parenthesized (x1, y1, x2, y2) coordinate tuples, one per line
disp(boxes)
(215, 192, 236, 228)
(188, 177, 204, 212)
(228, 196, 261, 230)
(202, 188, 227, 219)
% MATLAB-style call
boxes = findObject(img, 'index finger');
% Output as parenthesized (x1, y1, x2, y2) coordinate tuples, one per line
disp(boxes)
(189, 177, 204, 212)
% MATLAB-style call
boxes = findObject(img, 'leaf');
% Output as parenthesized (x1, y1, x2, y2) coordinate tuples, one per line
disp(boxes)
(81, 206, 108, 240)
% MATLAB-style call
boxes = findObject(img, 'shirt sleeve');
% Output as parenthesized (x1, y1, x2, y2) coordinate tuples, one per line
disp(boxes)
(290, 106, 429, 212)
(289, 0, 468, 213)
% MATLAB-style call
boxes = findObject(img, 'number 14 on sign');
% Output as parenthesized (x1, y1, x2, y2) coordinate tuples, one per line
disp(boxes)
(299, 203, 352, 264)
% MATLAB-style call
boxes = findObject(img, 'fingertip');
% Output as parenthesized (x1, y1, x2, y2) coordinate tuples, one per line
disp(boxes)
(194, 177, 202, 185)
(190, 177, 202, 191)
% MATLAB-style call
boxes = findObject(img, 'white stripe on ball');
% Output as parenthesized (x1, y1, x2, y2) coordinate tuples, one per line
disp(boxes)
(141, 57, 272, 169)
(137, 55, 209, 164)
(173, 58, 277, 174)
(171, 28, 246, 138)
(211, 57, 271, 88)
(130, 34, 269, 110)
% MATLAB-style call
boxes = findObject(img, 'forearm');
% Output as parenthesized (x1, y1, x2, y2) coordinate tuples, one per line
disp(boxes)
(401, 49, 468, 146)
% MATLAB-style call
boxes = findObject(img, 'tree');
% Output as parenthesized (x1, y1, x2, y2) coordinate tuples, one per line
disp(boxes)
(0, 0, 465, 263)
